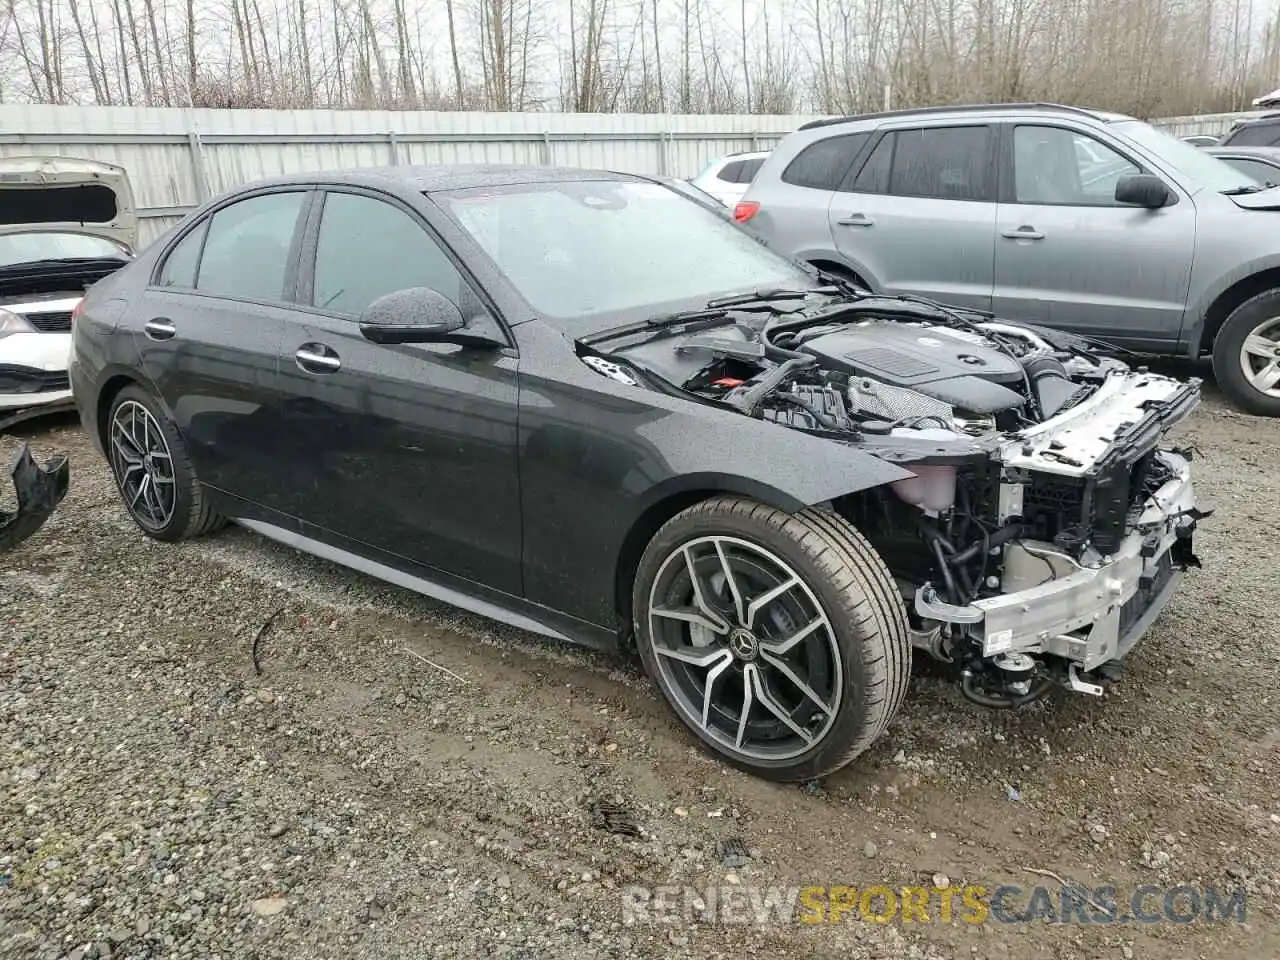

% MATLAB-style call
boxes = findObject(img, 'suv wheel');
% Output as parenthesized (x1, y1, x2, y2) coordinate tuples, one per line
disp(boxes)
(107, 385, 226, 541)
(1213, 291, 1280, 415)
(632, 496, 911, 781)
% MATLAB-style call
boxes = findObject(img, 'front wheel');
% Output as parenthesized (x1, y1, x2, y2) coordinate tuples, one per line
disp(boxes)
(632, 496, 911, 781)
(1212, 291, 1280, 416)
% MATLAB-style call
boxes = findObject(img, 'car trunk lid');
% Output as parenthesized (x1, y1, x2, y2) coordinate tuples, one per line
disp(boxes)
(0, 156, 138, 251)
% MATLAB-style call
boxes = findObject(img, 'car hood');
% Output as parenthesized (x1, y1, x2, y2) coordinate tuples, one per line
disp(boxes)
(0, 156, 138, 251)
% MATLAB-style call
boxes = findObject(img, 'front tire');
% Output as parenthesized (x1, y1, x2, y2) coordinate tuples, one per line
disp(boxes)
(632, 496, 911, 781)
(1212, 290, 1280, 416)
(106, 385, 225, 541)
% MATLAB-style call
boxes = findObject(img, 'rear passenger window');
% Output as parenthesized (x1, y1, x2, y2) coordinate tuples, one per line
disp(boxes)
(851, 135, 893, 193)
(783, 134, 870, 190)
(848, 127, 992, 201)
(196, 191, 306, 301)
(888, 126, 992, 201)
(157, 220, 206, 288)
(311, 191, 467, 316)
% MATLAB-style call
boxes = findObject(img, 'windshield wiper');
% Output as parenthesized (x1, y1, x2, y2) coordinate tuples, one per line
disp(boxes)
(704, 285, 842, 309)
(1222, 184, 1266, 195)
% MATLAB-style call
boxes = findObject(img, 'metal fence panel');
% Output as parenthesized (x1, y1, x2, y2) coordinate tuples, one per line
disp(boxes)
(0, 104, 1255, 247)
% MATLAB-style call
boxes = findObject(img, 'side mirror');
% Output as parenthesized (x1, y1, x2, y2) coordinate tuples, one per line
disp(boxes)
(358, 287, 498, 347)
(1115, 174, 1172, 209)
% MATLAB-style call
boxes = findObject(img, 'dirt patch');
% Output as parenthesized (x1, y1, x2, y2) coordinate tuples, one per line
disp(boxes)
(1, 385, 1277, 959)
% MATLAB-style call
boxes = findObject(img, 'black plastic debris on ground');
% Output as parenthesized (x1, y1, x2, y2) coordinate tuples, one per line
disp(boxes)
(717, 836, 751, 869)
(588, 799, 641, 838)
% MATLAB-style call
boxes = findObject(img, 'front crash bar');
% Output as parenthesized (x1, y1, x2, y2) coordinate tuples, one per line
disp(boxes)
(0, 442, 69, 552)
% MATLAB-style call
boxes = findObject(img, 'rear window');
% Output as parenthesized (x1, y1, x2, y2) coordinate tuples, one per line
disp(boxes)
(0, 184, 118, 225)
(782, 134, 870, 190)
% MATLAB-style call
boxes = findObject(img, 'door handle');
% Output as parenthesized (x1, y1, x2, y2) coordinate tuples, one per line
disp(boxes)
(1000, 226, 1045, 240)
(295, 344, 341, 374)
(836, 214, 875, 227)
(144, 318, 176, 341)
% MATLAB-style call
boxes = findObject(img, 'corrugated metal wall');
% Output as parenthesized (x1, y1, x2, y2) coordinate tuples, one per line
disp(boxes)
(0, 104, 1245, 247)
(0, 105, 820, 246)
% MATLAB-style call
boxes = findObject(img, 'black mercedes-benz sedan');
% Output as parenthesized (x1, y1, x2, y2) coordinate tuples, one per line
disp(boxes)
(71, 165, 1206, 781)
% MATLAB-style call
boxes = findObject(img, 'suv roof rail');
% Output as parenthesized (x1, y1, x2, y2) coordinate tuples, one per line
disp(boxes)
(797, 102, 1106, 131)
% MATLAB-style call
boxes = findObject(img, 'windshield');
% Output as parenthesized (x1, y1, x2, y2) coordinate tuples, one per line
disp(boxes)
(438, 179, 810, 327)
(1112, 119, 1264, 192)
(0, 231, 128, 269)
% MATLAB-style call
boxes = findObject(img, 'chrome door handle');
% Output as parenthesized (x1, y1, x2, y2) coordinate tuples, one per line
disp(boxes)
(836, 214, 875, 227)
(295, 345, 341, 374)
(144, 318, 176, 341)
(1000, 226, 1045, 240)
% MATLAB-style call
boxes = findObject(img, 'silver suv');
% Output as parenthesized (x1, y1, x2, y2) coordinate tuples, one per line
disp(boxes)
(737, 102, 1280, 415)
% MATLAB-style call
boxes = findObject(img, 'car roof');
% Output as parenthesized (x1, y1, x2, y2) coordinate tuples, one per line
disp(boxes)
(230, 164, 640, 195)
(798, 102, 1133, 131)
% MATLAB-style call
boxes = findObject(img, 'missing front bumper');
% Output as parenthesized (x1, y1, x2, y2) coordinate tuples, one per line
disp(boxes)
(0, 442, 69, 551)
(914, 451, 1203, 675)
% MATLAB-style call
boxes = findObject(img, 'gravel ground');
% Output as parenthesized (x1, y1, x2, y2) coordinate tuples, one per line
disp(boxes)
(1, 373, 1278, 960)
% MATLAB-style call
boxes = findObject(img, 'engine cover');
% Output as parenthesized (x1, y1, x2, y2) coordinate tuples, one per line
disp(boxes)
(799, 322, 1026, 414)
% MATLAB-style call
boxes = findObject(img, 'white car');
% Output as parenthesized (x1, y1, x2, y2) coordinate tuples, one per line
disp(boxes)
(0, 157, 136, 428)
(689, 151, 771, 207)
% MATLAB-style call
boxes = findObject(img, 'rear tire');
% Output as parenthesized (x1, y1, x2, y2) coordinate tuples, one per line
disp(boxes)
(1212, 290, 1280, 416)
(106, 385, 226, 541)
(632, 495, 910, 781)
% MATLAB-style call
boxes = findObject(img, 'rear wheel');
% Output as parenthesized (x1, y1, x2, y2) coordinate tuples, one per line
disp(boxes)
(632, 496, 911, 781)
(1212, 291, 1280, 416)
(106, 385, 225, 541)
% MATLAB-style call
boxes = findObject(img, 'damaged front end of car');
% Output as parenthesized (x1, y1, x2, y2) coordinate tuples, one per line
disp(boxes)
(579, 290, 1210, 707)
(0, 441, 69, 551)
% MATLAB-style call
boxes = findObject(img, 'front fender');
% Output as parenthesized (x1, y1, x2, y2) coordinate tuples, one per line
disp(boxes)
(1183, 252, 1280, 356)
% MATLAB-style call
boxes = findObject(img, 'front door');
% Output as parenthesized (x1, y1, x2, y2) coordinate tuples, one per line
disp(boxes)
(134, 188, 311, 518)
(828, 124, 997, 311)
(279, 188, 523, 594)
(992, 123, 1196, 349)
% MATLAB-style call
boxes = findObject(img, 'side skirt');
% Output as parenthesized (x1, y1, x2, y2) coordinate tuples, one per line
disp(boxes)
(234, 517, 620, 651)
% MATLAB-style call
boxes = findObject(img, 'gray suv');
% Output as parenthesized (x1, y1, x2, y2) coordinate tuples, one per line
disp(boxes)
(738, 102, 1280, 415)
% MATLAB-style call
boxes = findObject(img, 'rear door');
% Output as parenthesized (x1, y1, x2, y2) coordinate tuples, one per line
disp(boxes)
(136, 188, 311, 519)
(827, 124, 997, 311)
(992, 123, 1195, 348)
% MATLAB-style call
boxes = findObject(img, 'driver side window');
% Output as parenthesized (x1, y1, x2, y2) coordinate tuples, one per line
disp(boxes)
(311, 191, 473, 317)
(1013, 126, 1141, 206)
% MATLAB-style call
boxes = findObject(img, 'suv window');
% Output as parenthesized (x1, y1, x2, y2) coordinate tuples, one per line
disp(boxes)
(784, 134, 870, 190)
(1223, 122, 1280, 147)
(716, 161, 745, 183)
(196, 191, 306, 301)
(1013, 126, 1140, 205)
(848, 126, 992, 201)
(157, 220, 207, 288)
(312, 191, 467, 316)
(736, 157, 765, 182)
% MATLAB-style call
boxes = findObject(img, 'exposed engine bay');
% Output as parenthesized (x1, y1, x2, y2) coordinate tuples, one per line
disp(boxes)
(579, 291, 1210, 708)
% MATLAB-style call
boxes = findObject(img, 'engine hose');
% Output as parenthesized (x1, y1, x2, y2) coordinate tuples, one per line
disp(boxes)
(961, 672, 1056, 709)
(725, 356, 817, 417)
(948, 522, 1022, 568)
(931, 538, 961, 605)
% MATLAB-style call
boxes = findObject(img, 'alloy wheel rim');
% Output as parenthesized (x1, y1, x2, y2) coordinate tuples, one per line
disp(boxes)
(646, 535, 842, 762)
(109, 400, 177, 529)
(1239, 316, 1280, 399)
